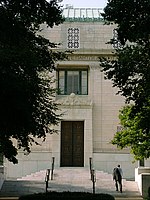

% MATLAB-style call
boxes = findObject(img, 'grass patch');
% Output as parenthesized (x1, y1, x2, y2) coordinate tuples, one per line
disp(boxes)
(19, 191, 115, 200)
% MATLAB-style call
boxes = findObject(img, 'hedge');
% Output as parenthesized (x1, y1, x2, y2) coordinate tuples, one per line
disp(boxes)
(19, 192, 115, 200)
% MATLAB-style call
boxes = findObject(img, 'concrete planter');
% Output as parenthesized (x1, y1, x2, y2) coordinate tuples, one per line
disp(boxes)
(0, 165, 4, 190)
(135, 167, 150, 198)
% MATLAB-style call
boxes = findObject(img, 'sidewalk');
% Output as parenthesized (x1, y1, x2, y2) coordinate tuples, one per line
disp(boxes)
(0, 168, 143, 200)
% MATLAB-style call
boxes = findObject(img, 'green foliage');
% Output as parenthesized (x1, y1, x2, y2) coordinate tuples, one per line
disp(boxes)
(112, 105, 150, 160)
(0, 0, 66, 163)
(101, 0, 150, 159)
(103, 0, 150, 44)
(19, 192, 115, 200)
(100, 45, 150, 107)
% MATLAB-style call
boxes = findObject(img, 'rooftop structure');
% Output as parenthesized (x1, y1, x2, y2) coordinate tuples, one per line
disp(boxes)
(63, 7, 104, 22)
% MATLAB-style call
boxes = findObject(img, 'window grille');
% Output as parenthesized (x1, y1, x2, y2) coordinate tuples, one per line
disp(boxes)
(112, 29, 123, 49)
(117, 125, 123, 132)
(67, 28, 80, 49)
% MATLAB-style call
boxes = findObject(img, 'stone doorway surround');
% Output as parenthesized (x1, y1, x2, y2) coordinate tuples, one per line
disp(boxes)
(55, 93, 93, 168)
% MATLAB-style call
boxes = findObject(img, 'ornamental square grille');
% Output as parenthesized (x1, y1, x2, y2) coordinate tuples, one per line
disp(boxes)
(112, 29, 123, 49)
(67, 28, 80, 49)
(117, 125, 123, 132)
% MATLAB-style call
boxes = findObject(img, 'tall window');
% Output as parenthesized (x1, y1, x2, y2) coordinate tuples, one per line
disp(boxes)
(57, 69, 88, 95)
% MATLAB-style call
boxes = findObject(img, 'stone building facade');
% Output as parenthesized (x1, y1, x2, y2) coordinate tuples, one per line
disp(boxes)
(4, 8, 150, 179)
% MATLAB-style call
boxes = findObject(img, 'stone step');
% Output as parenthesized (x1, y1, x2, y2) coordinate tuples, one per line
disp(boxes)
(1, 168, 142, 199)
(17, 168, 112, 181)
(17, 170, 46, 181)
(0, 196, 143, 200)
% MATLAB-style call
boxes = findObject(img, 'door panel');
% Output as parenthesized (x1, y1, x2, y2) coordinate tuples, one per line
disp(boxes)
(72, 121, 84, 166)
(61, 121, 84, 167)
(61, 121, 72, 166)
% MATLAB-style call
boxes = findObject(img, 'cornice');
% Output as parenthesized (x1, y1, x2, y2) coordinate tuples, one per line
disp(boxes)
(53, 49, 116, 61)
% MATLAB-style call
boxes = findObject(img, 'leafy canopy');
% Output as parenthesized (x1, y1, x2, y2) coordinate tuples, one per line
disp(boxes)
(0, 0, 65, 163)
(103, 0, 150, 45)
(101, 0, 150, 160)
(112, 105, 150, 160)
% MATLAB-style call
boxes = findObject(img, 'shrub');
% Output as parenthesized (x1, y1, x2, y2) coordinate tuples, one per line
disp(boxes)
(19, 192, 115, 200)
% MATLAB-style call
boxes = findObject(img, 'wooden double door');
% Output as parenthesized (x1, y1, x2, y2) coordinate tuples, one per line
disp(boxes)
(61, 121, 84, 167)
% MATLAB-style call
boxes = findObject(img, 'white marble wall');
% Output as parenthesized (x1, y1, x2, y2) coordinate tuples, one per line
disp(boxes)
(94, 153, 138, 179)
(4, 20, 139, 179)
(40, 21, 116, 51)
(5, 151, 53, 179)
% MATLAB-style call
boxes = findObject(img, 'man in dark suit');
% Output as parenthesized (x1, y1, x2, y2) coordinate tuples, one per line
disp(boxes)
(113, 164, 123, 193)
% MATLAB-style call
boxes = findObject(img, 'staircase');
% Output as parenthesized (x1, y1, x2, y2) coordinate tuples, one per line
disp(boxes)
(17, 170, 46, 181)
(0, 168, 143, 200)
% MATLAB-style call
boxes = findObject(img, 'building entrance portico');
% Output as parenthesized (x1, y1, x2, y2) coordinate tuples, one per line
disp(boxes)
(56, 93, 93, 168)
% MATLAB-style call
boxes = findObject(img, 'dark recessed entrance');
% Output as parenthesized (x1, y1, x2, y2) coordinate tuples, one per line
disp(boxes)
(60, 121, 84, 167)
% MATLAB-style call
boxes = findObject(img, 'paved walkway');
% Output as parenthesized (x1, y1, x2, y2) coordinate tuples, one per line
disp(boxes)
(0, 168, 143, 200)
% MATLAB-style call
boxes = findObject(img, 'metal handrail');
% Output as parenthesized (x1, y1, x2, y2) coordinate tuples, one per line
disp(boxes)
(45, 169, 50, 193)
(89, 157, 96, 193)
(45, 156, 55, 192)
(89, 157, 93, 180)
(51, 156, 55, 180)
(91, 168, 96, 194)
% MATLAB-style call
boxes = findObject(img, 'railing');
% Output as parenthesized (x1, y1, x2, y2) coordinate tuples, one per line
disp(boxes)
(89, 157, 96, 194)
(45, 156, 55, 193)
(45, 169, 50, 193)
(91, 168, 96, 194)
(46, 157, 96, 193)
(89, 157, 93, 180)
(51, 157, 55, 180)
